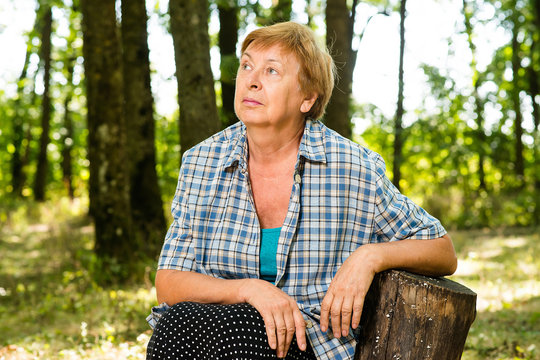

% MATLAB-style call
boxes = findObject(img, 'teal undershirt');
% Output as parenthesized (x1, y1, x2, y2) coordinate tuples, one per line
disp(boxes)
(260, 227, 281, 283)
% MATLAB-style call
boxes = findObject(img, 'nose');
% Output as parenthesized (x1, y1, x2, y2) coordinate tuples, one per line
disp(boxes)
(246, 70, 261, 90)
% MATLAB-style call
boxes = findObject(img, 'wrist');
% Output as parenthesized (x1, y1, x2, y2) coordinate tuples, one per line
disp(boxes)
(236, 278, 257, 303)
(356, 243, 385, 274)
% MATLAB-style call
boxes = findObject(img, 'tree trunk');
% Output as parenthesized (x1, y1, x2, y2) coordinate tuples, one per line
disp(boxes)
(11, 42, 32, 196)
(81, 0, 132, 266)
(121, 0, 167, 257)
(218, 1, 239, 128)
(169, 0, 221, 160)
(529, 0, 540, 193)
(355, 270, 477, 360)
(61, 57, 75, 199)
(325, 0, 354, 138)
(393, 0, 406, 191)
(33, 6, 53, 202)
(511, 11, 525, 183)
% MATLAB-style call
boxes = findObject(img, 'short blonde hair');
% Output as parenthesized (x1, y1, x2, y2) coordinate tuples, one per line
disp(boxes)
(241, 22, 336, 120)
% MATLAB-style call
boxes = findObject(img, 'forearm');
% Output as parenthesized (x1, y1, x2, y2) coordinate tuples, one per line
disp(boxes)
(359, 234, 457, 277)
(155, 269, 248, 305)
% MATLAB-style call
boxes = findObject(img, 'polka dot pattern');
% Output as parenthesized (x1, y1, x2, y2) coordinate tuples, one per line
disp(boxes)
(146, 302, 317, 360)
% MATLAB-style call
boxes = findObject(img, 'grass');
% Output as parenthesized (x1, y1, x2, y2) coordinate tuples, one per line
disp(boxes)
(0, 197, 155, 359)
(450, 228, 540, 360)
(0, 197, 539, 359)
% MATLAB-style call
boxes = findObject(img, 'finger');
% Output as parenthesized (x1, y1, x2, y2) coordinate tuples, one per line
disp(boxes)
(273, 312, 288, 358)
(282, 307, 296, 357)
(320, 292, 333, 333)
(262, 311, 277, 350)
(351, 295, 365, 330)
(340, 296, 354, 337)
(330, 296, 344, 338)
(292, 308, 307, 351)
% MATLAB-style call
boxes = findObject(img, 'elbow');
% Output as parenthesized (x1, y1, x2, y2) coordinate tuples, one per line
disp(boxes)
(155, 269, 171, 305)
(442, 234, 458, 276)
(447, 252, 458, 276)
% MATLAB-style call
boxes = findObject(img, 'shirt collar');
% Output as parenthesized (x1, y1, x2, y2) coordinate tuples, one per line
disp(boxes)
(298, 119, 327, 164)
(223, 119, 327, 170)
(223, 122, 248, 170)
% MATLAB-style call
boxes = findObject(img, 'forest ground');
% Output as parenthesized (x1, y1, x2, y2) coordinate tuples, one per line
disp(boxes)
(0, 198, 538, 359)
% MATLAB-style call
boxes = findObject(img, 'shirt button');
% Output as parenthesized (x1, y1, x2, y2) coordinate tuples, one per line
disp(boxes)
(294, 173, 302, 184)
(305, 320, 313, 329)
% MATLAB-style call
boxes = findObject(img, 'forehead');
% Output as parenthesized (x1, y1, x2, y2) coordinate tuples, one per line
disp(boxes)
(243, 42, 299, 64)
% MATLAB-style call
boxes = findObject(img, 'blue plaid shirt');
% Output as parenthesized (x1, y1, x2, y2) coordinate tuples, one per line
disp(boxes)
(158, 119, 446, 360)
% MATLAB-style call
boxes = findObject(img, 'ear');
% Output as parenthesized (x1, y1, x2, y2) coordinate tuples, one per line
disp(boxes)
(300, 93, 318, 114)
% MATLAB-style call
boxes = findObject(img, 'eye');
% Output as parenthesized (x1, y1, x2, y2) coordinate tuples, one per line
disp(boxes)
(241, 62, 252, 71)
(268, 68, 278, 75)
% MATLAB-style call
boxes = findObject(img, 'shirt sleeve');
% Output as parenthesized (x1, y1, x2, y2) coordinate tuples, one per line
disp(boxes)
(371, 155, 447, 242)
(157, 161, 203, 273)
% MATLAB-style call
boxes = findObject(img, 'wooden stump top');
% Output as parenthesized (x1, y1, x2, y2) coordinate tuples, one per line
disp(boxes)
(355, 270, 477, 360)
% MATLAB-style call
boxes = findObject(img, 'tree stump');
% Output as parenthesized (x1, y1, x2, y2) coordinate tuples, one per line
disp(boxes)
(355, 270, 476, 360)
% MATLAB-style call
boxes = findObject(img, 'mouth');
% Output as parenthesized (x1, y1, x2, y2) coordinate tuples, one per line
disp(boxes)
(242, 97, 263, 106)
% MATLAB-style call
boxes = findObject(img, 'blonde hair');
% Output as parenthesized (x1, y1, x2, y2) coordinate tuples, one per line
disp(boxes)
(241, 22, 336, 120)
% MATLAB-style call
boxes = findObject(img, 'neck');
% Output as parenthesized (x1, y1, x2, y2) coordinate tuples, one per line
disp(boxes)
(246, 120, 305, 166)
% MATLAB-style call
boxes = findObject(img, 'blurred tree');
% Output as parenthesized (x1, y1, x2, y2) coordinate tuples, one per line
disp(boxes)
(218, 0, 239, 127)
(526, 0, 540, 222)
(33, 5, 53, 201)
(325, 0, 356, 138)
(510, 0, 525, 184)
(61, 55, 75, 199)
(81, 0, 133, 271)
(392, 0, 406, 190)
(169, 0, 220, 159)
(121, 0, 167, 256)
(11, 41, 33, 197)
(527, 0, 540, 192)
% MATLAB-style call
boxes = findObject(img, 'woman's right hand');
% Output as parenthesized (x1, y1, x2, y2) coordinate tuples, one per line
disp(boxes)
(239, 279, 307, 358)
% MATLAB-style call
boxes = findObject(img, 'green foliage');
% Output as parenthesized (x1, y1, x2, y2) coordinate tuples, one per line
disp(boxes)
(154, 111, 180, 202)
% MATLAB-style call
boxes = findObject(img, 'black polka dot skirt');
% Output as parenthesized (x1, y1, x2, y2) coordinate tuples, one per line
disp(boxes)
(146, 302, 317, 360)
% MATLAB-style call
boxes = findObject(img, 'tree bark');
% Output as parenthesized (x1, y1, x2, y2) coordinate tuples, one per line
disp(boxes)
(355, 270, 477, 360)
(121, 0, 167, 257)
(393, 0, 406, 191)
(218, 0, 239, 128)
(169, 0, 221, 160)
(61, 57, 75, 199)
(511, 10, 525, 183)
(529, 0, 540, 194)
(81, 0, 132, 265)
(325, 0, 354, 138)
(33, 6, 53, 202)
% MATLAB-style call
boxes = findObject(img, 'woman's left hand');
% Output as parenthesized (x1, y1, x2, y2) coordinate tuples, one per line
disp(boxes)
(320, 245, 379, 338)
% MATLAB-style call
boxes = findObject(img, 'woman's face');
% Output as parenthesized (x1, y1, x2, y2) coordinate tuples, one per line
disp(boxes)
(234, 43, 316, 130)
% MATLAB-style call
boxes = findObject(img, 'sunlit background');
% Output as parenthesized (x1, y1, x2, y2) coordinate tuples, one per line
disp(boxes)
(3, 0, 533, 134)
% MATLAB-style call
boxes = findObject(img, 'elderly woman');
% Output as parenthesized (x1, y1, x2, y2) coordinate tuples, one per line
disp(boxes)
(146, 21, 457, 360)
